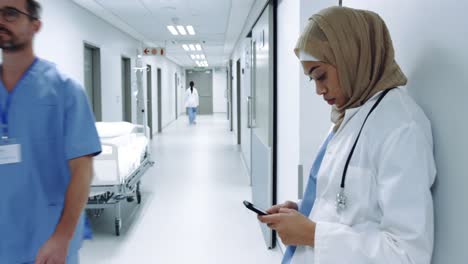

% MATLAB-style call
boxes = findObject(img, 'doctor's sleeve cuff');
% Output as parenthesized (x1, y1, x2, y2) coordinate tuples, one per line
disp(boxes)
(296, 199, 302, 210)
(313, 221, 333, 263)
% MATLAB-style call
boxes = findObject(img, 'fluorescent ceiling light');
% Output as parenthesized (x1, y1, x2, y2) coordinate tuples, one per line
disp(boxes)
(182, 44, 189, 51)
(190, 54, 196, 59)
(195, 55, 200, 59)
(196, 44, 202, 51)
(187, 25, 196, 35)
(177, 25, 187, 35)
(189, 44, 196, 51)
(167, 25, 178, 35)
(200, 54, 205, 59)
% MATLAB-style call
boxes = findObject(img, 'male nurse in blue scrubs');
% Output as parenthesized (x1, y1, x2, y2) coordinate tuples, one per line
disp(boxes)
(0, 0, 101, 263)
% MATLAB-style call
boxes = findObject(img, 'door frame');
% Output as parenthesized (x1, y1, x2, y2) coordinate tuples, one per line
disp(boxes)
(248, 0, 278, 249)
(146, 65, 153, 139)
(236, 59, 242, 145)
(83, 43, 102, 121)
(157, 68, 162, 133)
(175, 73, 178, 119)
(229, 60, 234, 131)
(121, 56, 132, 122)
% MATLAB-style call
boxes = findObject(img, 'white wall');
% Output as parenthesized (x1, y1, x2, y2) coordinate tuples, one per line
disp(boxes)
(276, 0, 301, 252)
(230, 0, 270, 141)
(37, 0, 140, 122)
(213, 68, 227, 113)
(240, 38, 252, 171)
(232, 0, 269, 60)
(342, 1, 468, 263)
(232, 60, 239, 136)
(142, 57, 184, 130)
(35, 0, 183, 133)
(178, 70, 187, 117)
(276, 0, 300, 213)
(298, 0, 340, 192)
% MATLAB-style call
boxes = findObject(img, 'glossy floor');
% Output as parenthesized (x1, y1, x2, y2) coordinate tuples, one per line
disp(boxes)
(81, 114, 282, 264)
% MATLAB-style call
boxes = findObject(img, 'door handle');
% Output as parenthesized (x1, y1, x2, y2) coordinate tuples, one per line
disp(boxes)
(247, 96, 254, 128)
(247, 96, 253, 128)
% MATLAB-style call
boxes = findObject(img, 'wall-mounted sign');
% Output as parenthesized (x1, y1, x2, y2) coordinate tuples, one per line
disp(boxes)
(143, 47, 166, 56)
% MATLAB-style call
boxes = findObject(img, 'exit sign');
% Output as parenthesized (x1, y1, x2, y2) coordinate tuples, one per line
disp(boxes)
(143, 47, 166, 56)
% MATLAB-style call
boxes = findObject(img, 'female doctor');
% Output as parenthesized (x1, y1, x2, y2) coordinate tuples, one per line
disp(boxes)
(259, 6, 436, 264)
(185, 81, 199, 125)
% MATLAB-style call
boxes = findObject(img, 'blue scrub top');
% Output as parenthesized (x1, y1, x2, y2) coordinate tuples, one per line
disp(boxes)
(0, 58, 101, 263)
(282, 131, 334, 264)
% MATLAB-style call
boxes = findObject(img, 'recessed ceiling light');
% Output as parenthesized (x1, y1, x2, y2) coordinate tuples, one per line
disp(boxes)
(195, 44, 202, 51)
(200, 54, 205, 59)
(167, 25, 178, 35)
(190, 54, 196, 59)
(187, 25, 196, 35)
(189, 44, 196, 51)
(182, 44, 189, 51)
(177, 25, 187, 35)
(195, 55, 201, 59)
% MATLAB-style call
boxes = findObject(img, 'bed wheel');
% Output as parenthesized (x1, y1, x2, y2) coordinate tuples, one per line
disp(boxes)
(137, 182, 142, 204)
(137, 192, 142, 204)
(115, 219, 122, 236)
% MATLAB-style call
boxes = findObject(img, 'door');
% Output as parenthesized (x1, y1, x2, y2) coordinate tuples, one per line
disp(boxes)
(84, 44, 102, 121)
(186, 70, 213, 115)
(250, 3, 275, 249)
(236, 59, 242, 145)
(242, 37, 253, 174)
(121, 57, 132, 122)
(175, 73, 178, 119)
(157, 68, 162, 133)
(146, 65, 153, 138)
(229, 61, 233, 131)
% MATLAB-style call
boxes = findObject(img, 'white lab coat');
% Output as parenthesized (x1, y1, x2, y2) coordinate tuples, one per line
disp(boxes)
(185, 88, 199, 108)
(291, 88, 436, 264)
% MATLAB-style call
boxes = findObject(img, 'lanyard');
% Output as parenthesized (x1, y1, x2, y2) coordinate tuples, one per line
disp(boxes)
(0, 58, 38, 140)
(0, 93, 13, 139)
(336, 88, 394, 212)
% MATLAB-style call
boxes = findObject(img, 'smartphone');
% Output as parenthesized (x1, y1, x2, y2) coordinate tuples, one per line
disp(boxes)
(243, 200, 269, 216)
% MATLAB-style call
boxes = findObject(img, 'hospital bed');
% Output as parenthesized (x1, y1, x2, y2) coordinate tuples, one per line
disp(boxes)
(86, 122, 154, 236)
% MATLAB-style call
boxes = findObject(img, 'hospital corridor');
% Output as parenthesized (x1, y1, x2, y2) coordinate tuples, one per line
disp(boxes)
(81, 115, 282, 263)
(0, 0, 467, 264)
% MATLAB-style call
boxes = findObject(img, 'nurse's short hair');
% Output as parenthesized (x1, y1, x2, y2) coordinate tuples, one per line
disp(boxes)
(26, 0, 42, 20)
(190, 81, 194, 87)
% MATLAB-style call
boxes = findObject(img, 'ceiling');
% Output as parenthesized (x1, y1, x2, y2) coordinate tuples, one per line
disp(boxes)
(72, 0, 255, 68)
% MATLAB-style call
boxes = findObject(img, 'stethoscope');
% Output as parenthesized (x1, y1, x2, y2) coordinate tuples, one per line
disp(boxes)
(336, 88, 394, 213)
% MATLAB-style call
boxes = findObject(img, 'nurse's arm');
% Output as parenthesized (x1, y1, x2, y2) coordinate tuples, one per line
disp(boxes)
(54, 155, 93, 240)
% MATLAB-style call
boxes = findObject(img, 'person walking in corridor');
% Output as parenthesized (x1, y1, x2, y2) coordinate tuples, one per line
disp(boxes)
(185, 81, 199, 125)
(0, 0, 101, 263)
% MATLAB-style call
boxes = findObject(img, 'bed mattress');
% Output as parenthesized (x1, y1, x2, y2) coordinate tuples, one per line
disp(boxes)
(90, 122, 149, 191)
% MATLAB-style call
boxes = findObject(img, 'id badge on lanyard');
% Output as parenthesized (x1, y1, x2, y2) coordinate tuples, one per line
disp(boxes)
(0, 93, 21, 165)
(0, 136, 21, 165)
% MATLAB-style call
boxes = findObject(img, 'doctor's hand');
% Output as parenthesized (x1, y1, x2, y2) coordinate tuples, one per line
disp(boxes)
(35, 233, 70, 264)
(258, 208, 316, 247)
(265, 200, 298, 214)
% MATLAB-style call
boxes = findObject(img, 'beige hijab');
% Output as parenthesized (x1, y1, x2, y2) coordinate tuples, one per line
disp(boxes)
(294, 6, 407, 130)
